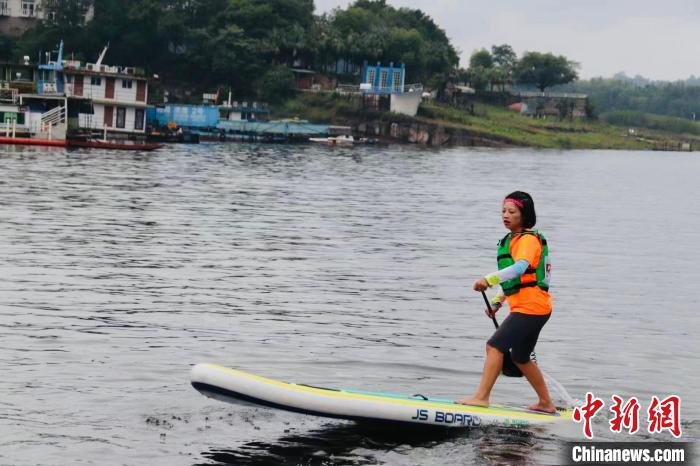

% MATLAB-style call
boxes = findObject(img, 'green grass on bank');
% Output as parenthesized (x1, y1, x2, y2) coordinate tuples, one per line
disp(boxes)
(417, 102, 676, 150)
(600, 111, 700, 136)
(273, 93, 692, 150)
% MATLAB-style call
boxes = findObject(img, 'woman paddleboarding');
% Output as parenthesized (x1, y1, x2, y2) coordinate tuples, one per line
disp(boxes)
(457, 191, 556, 413)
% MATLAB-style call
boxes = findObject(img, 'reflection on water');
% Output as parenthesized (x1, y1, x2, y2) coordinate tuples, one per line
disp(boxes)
(0, 144, 698, 465)
(199, 422, 544, 466)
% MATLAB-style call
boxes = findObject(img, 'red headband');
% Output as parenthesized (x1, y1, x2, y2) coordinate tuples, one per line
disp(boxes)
(504, 198, 524, 208)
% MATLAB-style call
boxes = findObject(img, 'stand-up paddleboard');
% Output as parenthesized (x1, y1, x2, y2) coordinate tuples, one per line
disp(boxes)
(191, 363, 572, 428)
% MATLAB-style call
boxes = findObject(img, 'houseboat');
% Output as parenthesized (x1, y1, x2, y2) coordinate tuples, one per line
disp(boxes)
(1, 41, 158, 149)
(43, 42, 151, 139)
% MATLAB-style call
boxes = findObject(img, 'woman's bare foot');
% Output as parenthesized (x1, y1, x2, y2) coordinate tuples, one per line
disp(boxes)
(527, 401, 556, 413)
(455, 396, 489, 407)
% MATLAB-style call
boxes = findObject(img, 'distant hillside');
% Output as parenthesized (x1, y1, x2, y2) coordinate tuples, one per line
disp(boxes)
(273, 93, 696, 150)
(555, 75, 700, 121)
(600, 111, 700, 136)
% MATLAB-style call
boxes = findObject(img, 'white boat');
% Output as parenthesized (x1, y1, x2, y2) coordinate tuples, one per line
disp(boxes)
(308, 135, 354, 145)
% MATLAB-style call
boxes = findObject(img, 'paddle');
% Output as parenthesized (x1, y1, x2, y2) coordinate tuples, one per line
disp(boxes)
(481, 291, 525, 378)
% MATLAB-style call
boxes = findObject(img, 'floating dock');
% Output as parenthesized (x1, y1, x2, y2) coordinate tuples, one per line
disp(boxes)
(147, 104, 347, 143)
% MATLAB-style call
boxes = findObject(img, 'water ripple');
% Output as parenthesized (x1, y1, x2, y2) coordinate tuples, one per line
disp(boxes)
(1, 144, 698, 464)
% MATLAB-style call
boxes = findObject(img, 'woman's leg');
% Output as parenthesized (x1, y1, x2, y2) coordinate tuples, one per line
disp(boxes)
(456, 344, 503, 406)
(515, 359, 556, 413)
(511, 313, 555, 412)
(457, 313, 522, 405)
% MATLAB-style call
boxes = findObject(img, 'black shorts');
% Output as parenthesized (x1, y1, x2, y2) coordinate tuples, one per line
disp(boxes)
(487, 312, 550, 364)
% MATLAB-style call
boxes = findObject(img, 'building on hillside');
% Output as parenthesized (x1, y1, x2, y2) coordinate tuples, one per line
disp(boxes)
(0, 0, 93, 36)
(290, 68, 335, 92)
(357, 61, 422, 117)
(512, 91, 588, 119)
(0, 0, 40, 37)
(318, 58, 362, 76)
(361, 62, 406, 94)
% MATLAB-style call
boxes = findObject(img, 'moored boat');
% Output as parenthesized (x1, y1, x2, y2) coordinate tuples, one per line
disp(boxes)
(0, 136, 67, 147)
(67, 139, 164, 151)
(309, 135, 355, 145)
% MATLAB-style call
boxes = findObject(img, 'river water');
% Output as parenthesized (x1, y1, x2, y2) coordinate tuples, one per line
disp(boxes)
(1, 143, 698, 465)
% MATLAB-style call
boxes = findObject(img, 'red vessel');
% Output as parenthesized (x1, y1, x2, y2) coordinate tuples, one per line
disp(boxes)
(1, 137, 163, 151)
(0, 137, 67, 147)
(67, 140, 165, 151)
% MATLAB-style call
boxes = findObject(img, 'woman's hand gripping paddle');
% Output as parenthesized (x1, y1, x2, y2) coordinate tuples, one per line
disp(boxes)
(481, 291, 525, 377)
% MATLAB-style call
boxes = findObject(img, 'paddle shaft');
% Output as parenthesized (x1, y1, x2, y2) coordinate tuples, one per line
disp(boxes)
(481, 291, 499, 328)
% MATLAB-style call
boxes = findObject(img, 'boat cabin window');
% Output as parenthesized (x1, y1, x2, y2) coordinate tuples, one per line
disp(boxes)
(135, 109, 144, 130)
(116, 107, 126, 128)
(22, 1, 36, 17)
(122, 79, 133, 89)
(12, 68, 32, 82)
(91, 76, 102, 86)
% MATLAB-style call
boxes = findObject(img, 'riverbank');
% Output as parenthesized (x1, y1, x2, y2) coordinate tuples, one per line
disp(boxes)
(273, 93, 697, 150)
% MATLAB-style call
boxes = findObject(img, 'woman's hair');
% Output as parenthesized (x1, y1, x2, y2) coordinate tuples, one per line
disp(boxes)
(504, 191, 537, 228)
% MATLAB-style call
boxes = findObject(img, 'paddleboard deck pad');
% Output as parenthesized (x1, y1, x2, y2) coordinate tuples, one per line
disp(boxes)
(191, 363, 572, 428)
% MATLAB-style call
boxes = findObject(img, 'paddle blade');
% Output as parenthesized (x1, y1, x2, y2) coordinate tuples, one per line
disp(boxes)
(501, 351, 538, 377)
(502, 354, 523, 377)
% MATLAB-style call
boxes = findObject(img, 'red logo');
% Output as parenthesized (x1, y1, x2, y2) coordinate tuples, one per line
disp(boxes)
(573, 392, 605, 439)
(572, 393, 683, 439)
(609, 395, 640, 434)
(647, 395, 682, 438)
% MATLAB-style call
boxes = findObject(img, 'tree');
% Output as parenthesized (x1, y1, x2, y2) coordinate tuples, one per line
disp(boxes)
(469, 48, 493, 69)
(5, 0, 459, 99)
(490, 44, 517, 90)
(491, 44, 517, 69)
(0, 35, 15, 61)
(466, 48, 494, 91)
(257, 65, 295, 102)
(515, 51, 578, 92)
(326, 0, 458, 82)
(42, 0, 92, 29)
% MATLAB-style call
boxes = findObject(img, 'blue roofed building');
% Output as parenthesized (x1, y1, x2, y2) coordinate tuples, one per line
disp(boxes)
(361, 62, 406, 94)
(359, 61, 422, 116)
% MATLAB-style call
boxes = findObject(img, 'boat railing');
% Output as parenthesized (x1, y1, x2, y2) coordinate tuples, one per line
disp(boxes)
(403, 83, 424, 93)
(1, 120, 29, 137)
(0, 88, 19, 104)
(335, 84, 360, 94)
(336, 83, 424, 95)
(41, 105, 66, 128)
